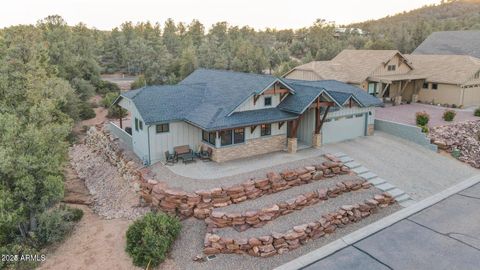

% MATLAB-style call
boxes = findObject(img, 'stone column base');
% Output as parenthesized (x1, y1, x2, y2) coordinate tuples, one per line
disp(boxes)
(394, 96, 402, 105)
(367, 124, 374, 136)
(287, 138, 297, 153)
(312, 133, 322, 148)
(412, 94, 419, 103)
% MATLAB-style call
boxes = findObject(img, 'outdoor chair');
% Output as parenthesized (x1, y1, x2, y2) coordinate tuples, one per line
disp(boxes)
(200, 147, 212, 160)
(165, 151, 177, 165)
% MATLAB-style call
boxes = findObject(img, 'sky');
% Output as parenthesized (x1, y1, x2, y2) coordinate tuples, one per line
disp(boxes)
(2, 0, 441, 30)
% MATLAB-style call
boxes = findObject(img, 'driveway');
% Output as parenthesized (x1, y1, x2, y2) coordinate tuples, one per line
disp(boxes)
(376, 103, 479, 127)
(323, 131, 477, 200)
(302, 182, 480, 270)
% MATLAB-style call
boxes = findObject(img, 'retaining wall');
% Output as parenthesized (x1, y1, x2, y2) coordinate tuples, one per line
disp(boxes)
(374, 119, 438, 151)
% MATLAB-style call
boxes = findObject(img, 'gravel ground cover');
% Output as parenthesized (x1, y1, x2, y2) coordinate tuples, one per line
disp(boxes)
(151, 155, 328, 192)
(169, 203, 401, 270)
(217, 174, 361, 214)
(70, 144, 150, 220)
(215, 187, 380, 239)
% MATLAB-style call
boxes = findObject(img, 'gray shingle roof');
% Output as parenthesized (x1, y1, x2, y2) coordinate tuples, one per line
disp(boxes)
(413, 31, 480, 59)
(118, 69, 381, 131)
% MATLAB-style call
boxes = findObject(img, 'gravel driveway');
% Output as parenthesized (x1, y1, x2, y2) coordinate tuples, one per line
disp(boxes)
(376, 103, 479, 127)
(323, 131, 478, 200)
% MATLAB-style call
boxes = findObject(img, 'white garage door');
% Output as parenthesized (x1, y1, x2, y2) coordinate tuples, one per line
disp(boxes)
(322, 113, 366, 144)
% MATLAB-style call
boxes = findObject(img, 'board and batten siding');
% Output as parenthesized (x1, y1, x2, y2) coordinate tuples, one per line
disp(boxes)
(245, 122, 287, 141)
(371, 54, 412, 76)
(149, 121, 202, 163)
(235, 93, 283, 112)
(462, 86, 480, 107)
(118, 99, 149, 163)
(297, 108, 316, 146)
(285, 69, 322, 81)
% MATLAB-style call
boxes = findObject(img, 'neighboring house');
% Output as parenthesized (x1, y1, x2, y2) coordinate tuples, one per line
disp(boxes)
(405, 54, 480, 107)
(113, 69, 381, 164)
(284, 50, 426, 105)
(413, 31, 480, 59)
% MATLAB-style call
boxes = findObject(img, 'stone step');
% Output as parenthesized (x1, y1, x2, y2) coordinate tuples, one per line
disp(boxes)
(345, 161, 361, 169)
(334, 152, 348, 158)
(358, 172, 377, 180)
(339, 156, 354, 163)
(394, 193, 411, 202)
(376, 182, 395, 192)
(352, 166, 369, 175)
(368, 178, 386, 186)
(399, 199, 416, 208)
(387, 188, 405, 198)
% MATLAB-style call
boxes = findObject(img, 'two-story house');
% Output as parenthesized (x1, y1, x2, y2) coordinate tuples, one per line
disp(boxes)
(113, 69, 382, 164)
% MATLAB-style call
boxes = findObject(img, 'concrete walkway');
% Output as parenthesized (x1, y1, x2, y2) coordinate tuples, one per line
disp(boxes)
(301, 181, 480, 270)
(323, 132, 477, 200)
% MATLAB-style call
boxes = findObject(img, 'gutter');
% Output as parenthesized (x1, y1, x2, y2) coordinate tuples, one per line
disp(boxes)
(147, 125, 151, 166)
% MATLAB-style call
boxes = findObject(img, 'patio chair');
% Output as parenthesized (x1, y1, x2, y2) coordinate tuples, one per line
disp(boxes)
(165, 151, 177, 165)
(200, 147, 212, 161)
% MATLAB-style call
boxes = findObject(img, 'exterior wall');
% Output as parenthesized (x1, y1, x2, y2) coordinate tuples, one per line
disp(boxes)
(107, 122, 132, 150)
(149, 121, 203, 163)
(245, 122, 287, 140)
(462, 86, 480, 107)
(236, 92, 284, 112)
(123, 102, 149, 163)
(375, 119, 438, 151)
(285, 69, 322, 81)
(418, 83, 462, 106)
(209, 135, 287, 162)
(297, 108, 316, 146)
(371, 54, 412, 76)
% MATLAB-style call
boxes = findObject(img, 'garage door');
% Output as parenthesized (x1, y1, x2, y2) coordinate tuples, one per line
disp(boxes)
(322, 113, 366, 144)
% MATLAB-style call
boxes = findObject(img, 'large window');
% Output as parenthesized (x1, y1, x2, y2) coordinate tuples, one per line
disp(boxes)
(220, 130, 233, 146)
(202, 130, 217, 145)
(264, 96, 272, 106)
(135, 118, 139, 131)
(156, 123, 169, 133)
(387, 65, 396, 71)
(368, 83, 377, 96)
(423, 82, 429, 89)
(261, 124, 271, 136)
(234, 128, 245, 144)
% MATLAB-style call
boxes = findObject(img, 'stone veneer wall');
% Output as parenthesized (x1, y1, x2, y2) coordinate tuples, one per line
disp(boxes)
(207, 178, 371, 231)
(203, 193, 395, 257)
(84, 126, 353, 220)
(210, 135, 287, 162)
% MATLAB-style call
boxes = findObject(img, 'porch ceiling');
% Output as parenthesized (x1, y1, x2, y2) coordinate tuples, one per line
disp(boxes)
(368, 74, 426, 84)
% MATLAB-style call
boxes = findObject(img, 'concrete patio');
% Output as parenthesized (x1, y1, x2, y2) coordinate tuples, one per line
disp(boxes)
(376, 103, 479, 127)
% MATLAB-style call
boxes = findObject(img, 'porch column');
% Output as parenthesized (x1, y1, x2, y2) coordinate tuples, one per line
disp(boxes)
(287, 120, 298, 154)
(119, 116, 123, 129)
(312, 107, 322, 148)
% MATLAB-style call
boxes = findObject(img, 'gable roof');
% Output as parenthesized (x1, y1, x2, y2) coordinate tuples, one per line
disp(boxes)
(117, 69, 381, 131)
(286, 50, 412, 84)
(406, 54, 480, 86)
(413, 31, 480, 59)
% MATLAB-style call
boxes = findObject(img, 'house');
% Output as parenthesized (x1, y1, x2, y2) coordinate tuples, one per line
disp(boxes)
(284, 50, 426, 105)
(405, 54, 480, 107)
(113, 69, 382, 164)
(413, 31, 480, 59)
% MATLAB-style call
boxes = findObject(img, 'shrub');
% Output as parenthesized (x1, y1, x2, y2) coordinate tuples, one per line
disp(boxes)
(420, 125, 429, 133)
(79, 102, 96, 120)
(96, 80, 120, 95)
(474, 107, 480, 117)
(101, 92, 128, 118)
(415, 111, 430, 126)
(126, 212, 181, 268)
(443, 109, 456, 122)
(34, 205, 83, 248)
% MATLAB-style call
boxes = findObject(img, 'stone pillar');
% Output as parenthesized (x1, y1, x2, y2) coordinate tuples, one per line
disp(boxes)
(412, 94, 419, 103)
(394, 96, 402, 105)
(312, 133, 322, 148)
(367, 124, 375, 136)
(287, 138, 297, 153)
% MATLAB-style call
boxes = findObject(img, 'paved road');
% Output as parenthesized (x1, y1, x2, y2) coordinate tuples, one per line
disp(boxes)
(303, 183, 480, 270)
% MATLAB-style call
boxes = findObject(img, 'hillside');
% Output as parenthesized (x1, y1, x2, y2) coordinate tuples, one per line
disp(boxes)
(349, 0, 480, 53)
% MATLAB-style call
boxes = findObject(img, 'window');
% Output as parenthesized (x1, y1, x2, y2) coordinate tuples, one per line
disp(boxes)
(202, 130, 209, 142)
(220, 130, 233, 146)
(139, 120, 143, 130)
(432, 83, 438, 90)
(475, 71, 480, 79)
(368, 83, 377, 96)
(387, 65, 396, 71)
(264, 96, 272, 106)
(260, 124, 271, 136)
(423, 82, 429, 89)
(135, 118, 139, 131)
(208, 132, 216, 145)
(156, 123, 169, 133)
(234, 128, 245, 144)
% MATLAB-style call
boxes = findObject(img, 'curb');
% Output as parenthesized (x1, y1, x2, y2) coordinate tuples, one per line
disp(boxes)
(274, 174, 480, 270)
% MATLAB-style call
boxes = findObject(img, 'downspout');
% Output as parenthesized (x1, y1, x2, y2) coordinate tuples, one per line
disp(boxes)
(147, 125, 151, 166)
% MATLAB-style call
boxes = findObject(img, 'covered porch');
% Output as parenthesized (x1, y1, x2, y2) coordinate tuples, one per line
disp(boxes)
(368, 74, 426, 105)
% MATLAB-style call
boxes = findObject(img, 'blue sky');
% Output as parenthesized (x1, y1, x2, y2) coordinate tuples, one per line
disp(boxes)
(2, 0, 441, 30)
